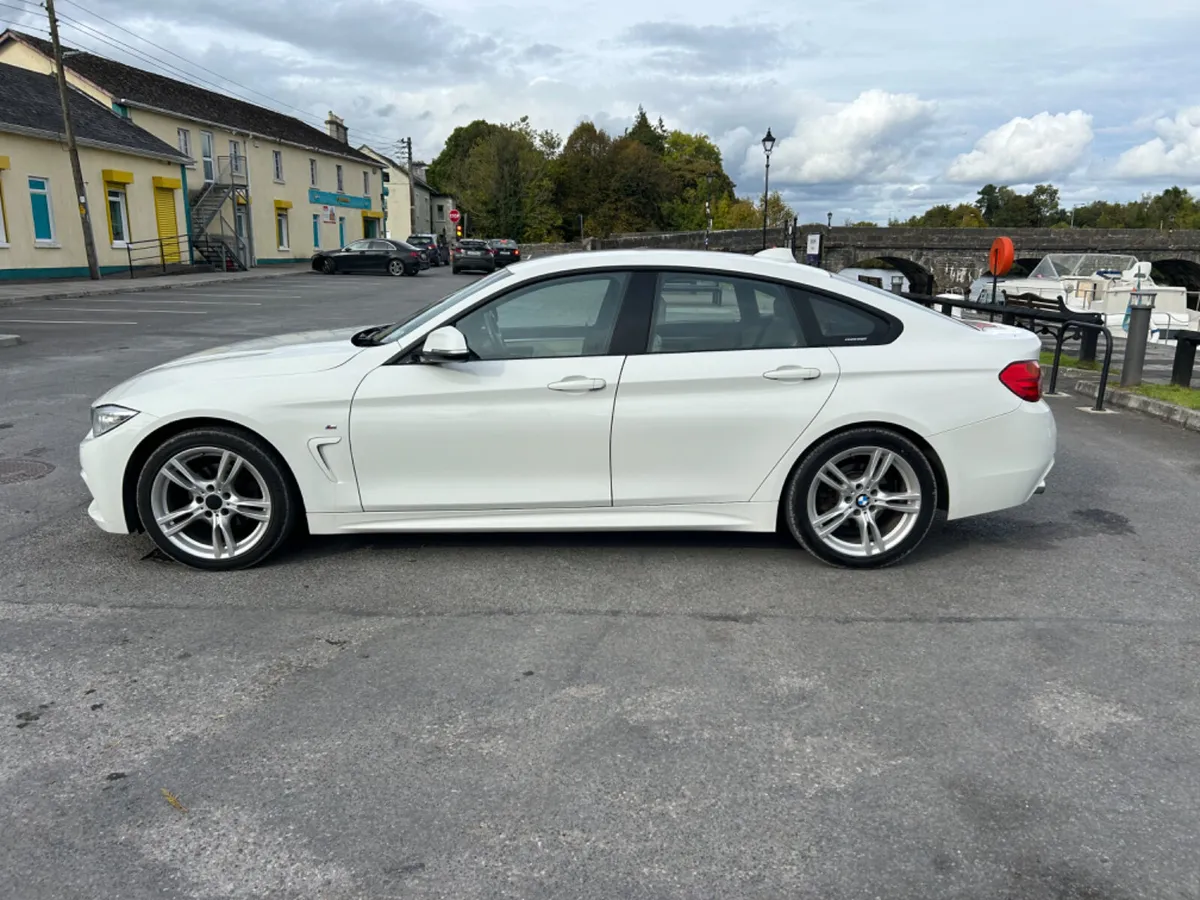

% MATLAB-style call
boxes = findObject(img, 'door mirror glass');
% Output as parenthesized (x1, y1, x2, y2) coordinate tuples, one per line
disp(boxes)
(420, 326, 470, 363)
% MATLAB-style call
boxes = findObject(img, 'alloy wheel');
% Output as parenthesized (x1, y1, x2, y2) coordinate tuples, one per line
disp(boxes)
(149, 447, 273, 561)
(805, 446, 922, 558)
(388, 259, 404, 276)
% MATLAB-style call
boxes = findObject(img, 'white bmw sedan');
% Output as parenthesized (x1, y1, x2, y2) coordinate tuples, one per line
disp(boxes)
(80, 249, 1055, 571)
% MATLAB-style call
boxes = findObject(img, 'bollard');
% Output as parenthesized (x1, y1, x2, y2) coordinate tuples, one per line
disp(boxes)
(1078, 328, 1098, 364)
(1120, 291, 1156, 388)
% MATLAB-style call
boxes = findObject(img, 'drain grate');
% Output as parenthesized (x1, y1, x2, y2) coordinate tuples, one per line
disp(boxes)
(0, 458, 56, 485)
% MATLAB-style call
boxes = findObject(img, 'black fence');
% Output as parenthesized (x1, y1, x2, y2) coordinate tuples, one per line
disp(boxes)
(123, 235, 193, 277)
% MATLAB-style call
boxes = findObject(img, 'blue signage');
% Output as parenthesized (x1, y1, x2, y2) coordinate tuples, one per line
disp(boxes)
(307, 188, 372, 210)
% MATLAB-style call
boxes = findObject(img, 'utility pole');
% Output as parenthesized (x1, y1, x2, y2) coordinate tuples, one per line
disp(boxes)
(403, 137, 417, 237)
(45, 0, 100, 279)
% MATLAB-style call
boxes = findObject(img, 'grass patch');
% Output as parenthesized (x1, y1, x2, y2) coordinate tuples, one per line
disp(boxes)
(1123, 382, 1200, 410)
(1039, 350, 1113, 374)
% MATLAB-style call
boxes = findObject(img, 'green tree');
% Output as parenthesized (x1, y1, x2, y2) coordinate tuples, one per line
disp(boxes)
(713, 196, 759, 229)
(1028, 184, 1061, 226)
(975, 184, 1001, 224)
(625, 105, 667, 155)
(426, 119, 501, 196)
(461, 119, 560, 242)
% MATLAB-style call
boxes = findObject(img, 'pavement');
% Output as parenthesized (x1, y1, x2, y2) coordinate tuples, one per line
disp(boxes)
(3, 268, 1200, 899)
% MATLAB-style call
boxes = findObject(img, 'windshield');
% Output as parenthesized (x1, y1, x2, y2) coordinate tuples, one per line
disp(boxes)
(1029, 253, 1138, 279)
(373, 268, 513, 344)
(407, 235, 434, 244)
(492, 239, 518, 247)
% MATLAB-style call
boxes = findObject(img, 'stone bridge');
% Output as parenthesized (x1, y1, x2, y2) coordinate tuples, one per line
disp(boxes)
(568, 225, 1200, 297)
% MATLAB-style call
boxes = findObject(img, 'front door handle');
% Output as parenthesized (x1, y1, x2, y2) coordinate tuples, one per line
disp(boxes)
(763, 366, 821, 382)
(548, 376, 606, 392)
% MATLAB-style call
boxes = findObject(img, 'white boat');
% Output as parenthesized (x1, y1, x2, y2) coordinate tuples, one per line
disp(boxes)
(970, 253, 1199, 342)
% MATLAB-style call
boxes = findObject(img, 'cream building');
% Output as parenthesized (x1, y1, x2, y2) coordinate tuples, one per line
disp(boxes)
(0, 62, 190, 279)
(358, 146, 455, 243)
(0, 29, 382, 271)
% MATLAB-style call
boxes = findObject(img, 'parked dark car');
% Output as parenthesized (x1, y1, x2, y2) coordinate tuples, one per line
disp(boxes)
(488, 238, 521, 267)
(407, 233, 449, 266)
(451, 239, 497, 274)
(311, 239, 424, 276)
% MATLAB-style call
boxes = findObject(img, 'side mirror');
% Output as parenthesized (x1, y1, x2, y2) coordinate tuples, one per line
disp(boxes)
(420, 325, 470, 363)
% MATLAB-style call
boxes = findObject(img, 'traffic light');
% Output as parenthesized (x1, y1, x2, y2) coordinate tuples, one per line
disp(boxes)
(456, 224, 463, 238)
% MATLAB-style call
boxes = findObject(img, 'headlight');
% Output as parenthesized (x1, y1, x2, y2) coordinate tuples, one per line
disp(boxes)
(91, 404, 138, 438)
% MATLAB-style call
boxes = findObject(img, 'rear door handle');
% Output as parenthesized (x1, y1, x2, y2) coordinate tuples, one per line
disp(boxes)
(548, 376, 607, 392)
(763, 366, 821, 382)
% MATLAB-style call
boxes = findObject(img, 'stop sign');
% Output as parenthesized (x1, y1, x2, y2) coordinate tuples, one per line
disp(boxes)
(448, 209, 461, 224)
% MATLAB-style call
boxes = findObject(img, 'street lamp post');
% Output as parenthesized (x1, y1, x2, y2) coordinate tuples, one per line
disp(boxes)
(704, 170, 715, 250)
(827, 211, 833, 228)
(761, 128, 775, 250)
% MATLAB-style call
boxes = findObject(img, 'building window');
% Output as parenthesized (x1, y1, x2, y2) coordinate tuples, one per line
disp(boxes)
(363, 170, 370, 194)
(312, 213, 320, 249)
(276, 210, 289, 250)
(336, 164, 344, 192)
(230, 140, 243, 174)
(177, 128, 191, 159)
(309, 158, 317, 187)
(106, 187, 131, 246)
(112, 103, 130, 118)
(28, 176, 55, 244)
(436, 203, 444, 220)
(273, 150, 284, 182)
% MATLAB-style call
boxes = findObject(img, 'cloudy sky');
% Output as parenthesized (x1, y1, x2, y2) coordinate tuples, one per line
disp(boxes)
(4, 0, 1200, 222)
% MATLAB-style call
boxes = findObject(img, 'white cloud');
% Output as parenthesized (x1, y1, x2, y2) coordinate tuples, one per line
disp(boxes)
(761, 90, 938, 185)
(947, 111, 1094, 183)
(1112, 107, 1200, 178)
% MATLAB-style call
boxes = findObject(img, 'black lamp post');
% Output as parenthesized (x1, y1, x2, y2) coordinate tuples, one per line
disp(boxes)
(704, 170, 715, 250)
(827, 211, 833, 228)
(761, 128, 775, 250)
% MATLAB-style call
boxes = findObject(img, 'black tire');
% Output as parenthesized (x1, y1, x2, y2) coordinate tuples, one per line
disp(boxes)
(782, 427, 937, 569)
(135, 426, 300, 571)
(452, 266, 460, 274)
(387, 259, 405, 277)
(321, 258, 336, 275)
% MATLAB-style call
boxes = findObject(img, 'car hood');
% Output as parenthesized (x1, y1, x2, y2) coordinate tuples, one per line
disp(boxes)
(95, 327, 370, 405)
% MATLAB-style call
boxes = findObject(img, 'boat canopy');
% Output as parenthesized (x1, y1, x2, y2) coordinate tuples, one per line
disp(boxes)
(1029, 253, 1139, 280)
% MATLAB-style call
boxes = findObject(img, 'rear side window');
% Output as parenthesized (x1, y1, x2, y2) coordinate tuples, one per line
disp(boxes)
(648, 272, 806, 353)
(797, 290, 894, 346)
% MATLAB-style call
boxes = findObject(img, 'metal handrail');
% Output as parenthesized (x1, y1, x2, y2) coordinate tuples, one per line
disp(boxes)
(904, 293, 1115, 411)
(123, 235, 193, 277)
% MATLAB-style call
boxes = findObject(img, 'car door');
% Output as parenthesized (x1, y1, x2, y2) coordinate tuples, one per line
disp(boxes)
(350, 270, 634, 511)
(610, 270, 840, 506)
(341, 239, 372, 271)
(365, 240, 393, 271)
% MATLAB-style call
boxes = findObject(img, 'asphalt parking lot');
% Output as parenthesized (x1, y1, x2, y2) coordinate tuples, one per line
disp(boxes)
(3, 267, 1200, 899)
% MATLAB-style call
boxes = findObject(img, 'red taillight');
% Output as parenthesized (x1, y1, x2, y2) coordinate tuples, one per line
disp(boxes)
(999, 360, 1041, 402)
(410, 252, 419, 258)
(513, 248, 519, 256)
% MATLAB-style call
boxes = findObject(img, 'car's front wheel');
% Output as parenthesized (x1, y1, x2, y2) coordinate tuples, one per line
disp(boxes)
(387, 259, 405, 277)
(321, 258, 336, 275)
(783, 428, 937, 569)
(135, 427, 299, 570)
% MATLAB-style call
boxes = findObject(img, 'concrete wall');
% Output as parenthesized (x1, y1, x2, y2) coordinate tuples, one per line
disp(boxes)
(0, 132, 187, 278)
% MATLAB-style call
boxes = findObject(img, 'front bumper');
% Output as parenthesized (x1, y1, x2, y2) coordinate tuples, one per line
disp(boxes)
(79, 411, 160, 535)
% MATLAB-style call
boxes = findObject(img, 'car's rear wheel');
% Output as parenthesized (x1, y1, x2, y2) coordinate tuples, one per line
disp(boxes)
(783, 427, 937, 569)
(321, 258, 336, 275)
(136, 427, 299, 571)
(387, 259, 404, 277)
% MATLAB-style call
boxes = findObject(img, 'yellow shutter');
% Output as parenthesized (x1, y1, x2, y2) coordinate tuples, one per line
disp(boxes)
(154, 187, 181, 263)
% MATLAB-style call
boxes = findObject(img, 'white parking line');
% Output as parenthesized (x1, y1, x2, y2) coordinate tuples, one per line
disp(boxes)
(168, 292, 305, 299)
(35, 307, 207, 315)
(0, 318, 138, 325)
(72, 297, 262, 306)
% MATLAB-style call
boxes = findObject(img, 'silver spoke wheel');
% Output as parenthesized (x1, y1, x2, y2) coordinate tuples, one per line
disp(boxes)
(149, 446, 273, 561)
(805, 445, 922, 559)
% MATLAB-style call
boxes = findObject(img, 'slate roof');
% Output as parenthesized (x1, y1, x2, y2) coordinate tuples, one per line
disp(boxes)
(5, 30, 376, 165)
(0, 62, 188, 162)
(359, 145, 449, 194)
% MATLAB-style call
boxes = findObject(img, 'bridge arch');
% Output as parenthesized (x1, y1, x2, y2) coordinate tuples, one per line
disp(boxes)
(837, 256, 936, 296)
(1150, 259, 1200, 310)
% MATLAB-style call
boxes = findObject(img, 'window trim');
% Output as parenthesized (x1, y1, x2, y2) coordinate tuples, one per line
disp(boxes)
(273, 149, 284, 183)
(27, 175, 56, 245)
(276, 210, 289, 250)
(105, 185, 131, 247)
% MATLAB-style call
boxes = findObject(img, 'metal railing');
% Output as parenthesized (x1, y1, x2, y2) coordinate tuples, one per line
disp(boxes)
(904, 293, 1116, 411)
(190, 156, 249, 233)
(123, 235, 194, 277)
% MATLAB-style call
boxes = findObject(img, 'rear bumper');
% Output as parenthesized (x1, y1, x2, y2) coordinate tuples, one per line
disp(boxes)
(930, 401, 1057, 521)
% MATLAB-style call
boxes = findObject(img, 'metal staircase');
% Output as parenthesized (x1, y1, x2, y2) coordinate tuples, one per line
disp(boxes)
(189, 155, 251, 271)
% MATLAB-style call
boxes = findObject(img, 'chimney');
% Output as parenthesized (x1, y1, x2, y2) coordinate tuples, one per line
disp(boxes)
(325, 111, 348, 144)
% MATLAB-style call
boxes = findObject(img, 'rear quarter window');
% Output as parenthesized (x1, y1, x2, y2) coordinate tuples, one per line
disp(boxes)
(794, 288, 898, 346)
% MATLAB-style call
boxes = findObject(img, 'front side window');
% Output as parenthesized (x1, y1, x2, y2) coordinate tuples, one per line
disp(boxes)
(276, 211, 289, 249)
(273, 150, 284, 181)
(309, 158, 317, 186)
(28, 176, 55, 243)
(456, 272, 629, 361)
(648, 272, 804, 353)
(336, 165, 344, 192)
(106, 187, 130, 245)
(347, 240, 372, 251)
